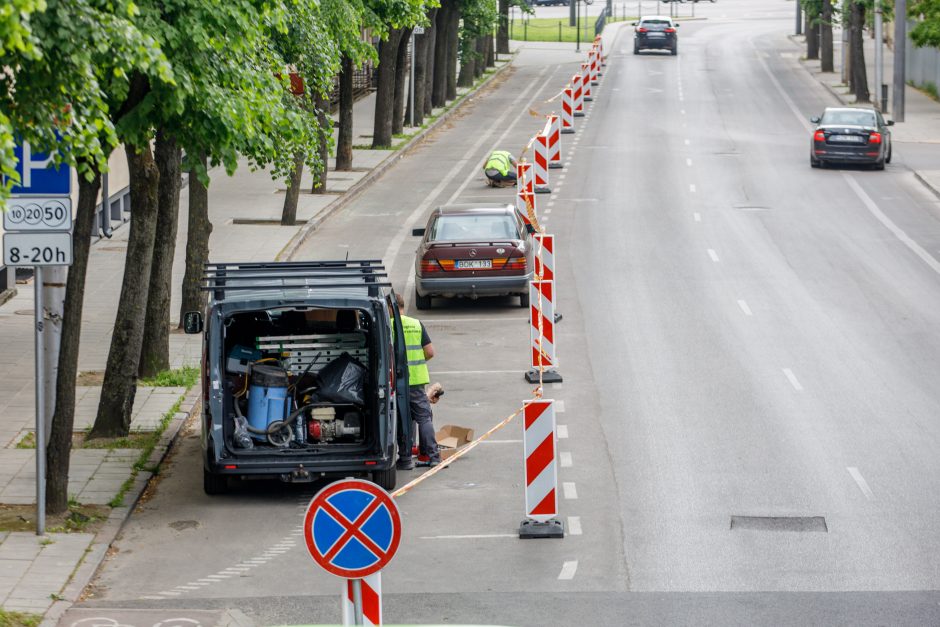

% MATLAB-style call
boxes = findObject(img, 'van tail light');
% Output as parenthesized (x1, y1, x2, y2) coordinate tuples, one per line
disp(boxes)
(665, 27, 676, 33)
(420, 259, 442, 273)
(813, 130, 826, 142)
(868, 132, 882, 144)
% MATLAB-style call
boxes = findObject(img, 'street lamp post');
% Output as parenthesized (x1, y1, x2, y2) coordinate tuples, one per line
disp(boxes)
(893, 0, 906, 121)
(874, 0, 884, 111)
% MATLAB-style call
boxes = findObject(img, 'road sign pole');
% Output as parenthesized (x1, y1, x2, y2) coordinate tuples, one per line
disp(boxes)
(34, 267, 46, 535)
(351, 578, 364, 625)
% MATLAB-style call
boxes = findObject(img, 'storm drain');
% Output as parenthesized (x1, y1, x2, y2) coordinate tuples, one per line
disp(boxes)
(730, 516, 828, 533)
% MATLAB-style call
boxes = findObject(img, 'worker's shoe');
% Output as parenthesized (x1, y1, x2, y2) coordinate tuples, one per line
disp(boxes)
(416, 457, 442, 468)
(396, 457, 415, 470)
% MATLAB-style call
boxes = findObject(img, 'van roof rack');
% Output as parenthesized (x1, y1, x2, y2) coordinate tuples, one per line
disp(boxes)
(202, 260, 391, 300)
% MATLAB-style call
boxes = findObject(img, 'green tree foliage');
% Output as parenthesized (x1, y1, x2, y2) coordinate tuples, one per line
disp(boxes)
(911, 0, 940, 47)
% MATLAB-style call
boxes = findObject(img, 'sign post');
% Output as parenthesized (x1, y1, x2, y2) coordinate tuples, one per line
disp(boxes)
(3, 141, 73, 535)
(304, 479, 402, 626)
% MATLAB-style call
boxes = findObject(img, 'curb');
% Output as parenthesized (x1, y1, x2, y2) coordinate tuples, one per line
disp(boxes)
(41, 387, 202, 627)
(914, 171, 940, 201)
(276, 57, 516, 262)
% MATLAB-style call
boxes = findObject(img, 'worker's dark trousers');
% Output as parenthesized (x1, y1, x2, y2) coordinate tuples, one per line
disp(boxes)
(400, 386, 439, 461)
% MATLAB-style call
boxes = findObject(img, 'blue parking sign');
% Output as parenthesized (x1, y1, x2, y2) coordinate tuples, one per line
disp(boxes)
(9, 141, 71, 196)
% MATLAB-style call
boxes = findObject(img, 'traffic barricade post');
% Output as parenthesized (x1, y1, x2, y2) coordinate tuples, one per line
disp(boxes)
(547, 114, 563, 169)
(525, 280, 562, 384)
(533, 120, 552, 194)
(519, 398, 564, 538)
(561, 87, 576, 133)
(581, 62, 593, 102)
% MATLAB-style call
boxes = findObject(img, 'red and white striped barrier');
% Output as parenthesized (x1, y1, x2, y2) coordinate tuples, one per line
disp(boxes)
(534, 233, 554, 282)
(581, 62, 593, 102)
(516, 160, 533, 195)
(561, 87, 575, 134)
(589, 47, 600, 86)
(526, 280, 561, 384)
(342, 573, 382, 626)
(547, 114, 562, 169)
(519, 398, 564, 538)
(572, 73, 585, 117)
(516, 162, 537, 233)
(533, 118, 552, 194)
(595, 35, 606, 69)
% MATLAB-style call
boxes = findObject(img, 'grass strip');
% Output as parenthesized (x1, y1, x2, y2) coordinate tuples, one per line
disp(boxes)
(0, 609, 42, 627)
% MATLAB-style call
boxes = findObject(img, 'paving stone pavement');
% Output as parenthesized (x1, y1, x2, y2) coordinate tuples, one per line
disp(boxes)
(0, 448, 139, 505)
(0, 532, 94, 614)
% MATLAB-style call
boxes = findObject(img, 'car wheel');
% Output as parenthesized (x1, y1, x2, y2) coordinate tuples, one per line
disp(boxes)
(873, 158, 886, 171)
(671, 44, 678, 56)
(415, 289, 432, 310)
(372, 467, 397, 491)
(520, 292, 530, 308)
(886, 146, 892, 164)
(634, 44, 640, 54)
(203, 468, 229, 495)
(810, 156, 820, 168)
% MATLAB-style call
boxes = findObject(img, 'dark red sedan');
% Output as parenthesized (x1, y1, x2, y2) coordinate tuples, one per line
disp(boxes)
(412, 204, 534, 309)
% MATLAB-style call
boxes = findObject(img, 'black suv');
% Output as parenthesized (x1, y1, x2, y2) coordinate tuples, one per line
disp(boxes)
(633, 17, 679, 55)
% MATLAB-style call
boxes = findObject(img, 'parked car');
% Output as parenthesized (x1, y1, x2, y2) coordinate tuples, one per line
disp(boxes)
(533, 0, 569, 5)
(413, 204, 534, 309)
(184, 260, 414, 494)
(633, 16, 679, 55)
(810, 107, 893, 170)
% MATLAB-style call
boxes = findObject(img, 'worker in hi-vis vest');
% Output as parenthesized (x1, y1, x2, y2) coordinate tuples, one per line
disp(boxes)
(483, 150, 517, 187)
(394, 293, 441, 469)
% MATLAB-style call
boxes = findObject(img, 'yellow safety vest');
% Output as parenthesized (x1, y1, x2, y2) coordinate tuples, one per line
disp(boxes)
(400, 315, 430, 387)
(485, 151, 513, 177)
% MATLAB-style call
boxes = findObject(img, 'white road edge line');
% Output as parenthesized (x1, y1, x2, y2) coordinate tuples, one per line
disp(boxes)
(567, 516, 583, 535)
(847, 466, 875, 500)
(737, 300, 753, 316)
(783, 368, 804, 391)
(558, 560, 579, 580)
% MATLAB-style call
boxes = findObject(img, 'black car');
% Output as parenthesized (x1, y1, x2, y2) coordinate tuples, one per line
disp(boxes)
(810, 107, 893, 170)
(633, 17, 679, 55)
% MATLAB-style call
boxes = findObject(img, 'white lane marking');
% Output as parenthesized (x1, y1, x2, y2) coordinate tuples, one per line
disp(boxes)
(433, 369, 521, 375)
(421, 534, 517, 540)
(558, 560, 579, 580)
(141, 596, 166, 600)
(559, 174, 566, 180)
(207, 575, 230, 580)
(694, 212, 701, 222)
(552, 382, 563, 389)
(560, 452, 572, 467)
(563, 482, 578, 499)
(686, 158, 693, 167)
(381, 66, 552, 273)
(542, 216, 550, 223)
(681, 109, 686, 115)
(424, 317, 526, 323)
(545, 208, 552, 215)
(480, 439, 523, 444)
(159, 591, 182, 596)
(783, 368, 804, 391)
(548, 200, 556, 207)
(555, 400, 566, 413)
(557, 424, 569, 439)
(690, 184, 697, 193)
(178, 585, 202, 590)
(568, 516, 583, 535)
(707, 249, 720, 262)
(737, 300, 753, 316)
(684, 139, 691, 146)
(847, 467, 875, 500)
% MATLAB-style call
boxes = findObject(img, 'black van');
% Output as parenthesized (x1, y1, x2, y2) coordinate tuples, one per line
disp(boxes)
(183, 260, 412, 495)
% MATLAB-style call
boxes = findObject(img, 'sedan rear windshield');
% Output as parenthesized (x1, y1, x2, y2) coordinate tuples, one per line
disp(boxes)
(821, 110, 876, 127)
(430, 214, 520, 241)
(641, 20, 671, 28)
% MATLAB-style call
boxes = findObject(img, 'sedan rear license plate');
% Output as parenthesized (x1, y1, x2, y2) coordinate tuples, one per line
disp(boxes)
(648, 32, 665, 37)
(829, 135, 865, 143)
(456, 259, 492, 269)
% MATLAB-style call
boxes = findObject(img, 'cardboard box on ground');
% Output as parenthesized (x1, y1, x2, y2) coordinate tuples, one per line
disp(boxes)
(436, 425, 474, 460)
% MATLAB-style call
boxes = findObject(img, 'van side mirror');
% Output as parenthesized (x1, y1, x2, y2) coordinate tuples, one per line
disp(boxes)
(183, 311, 204, 334)
(412, 227, 426, 237)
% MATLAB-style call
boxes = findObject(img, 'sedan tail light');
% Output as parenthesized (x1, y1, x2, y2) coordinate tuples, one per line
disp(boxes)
(420, 259, 442, 273)
(813, 130, 826, 142)
(637, 27, 648, 33)
(868, 132, 882, 144)
(502, 257, 527, 271)
(665, 27, 676, 33)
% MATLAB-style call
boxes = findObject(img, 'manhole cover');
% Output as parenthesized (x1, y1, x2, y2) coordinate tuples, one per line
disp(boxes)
(730, 516, 827, 532)
(169, 519, 200, 531)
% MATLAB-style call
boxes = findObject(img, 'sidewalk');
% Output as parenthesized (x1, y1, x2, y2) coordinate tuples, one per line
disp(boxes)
(794, 27, 940, 197)
(0, 54, 514, 622)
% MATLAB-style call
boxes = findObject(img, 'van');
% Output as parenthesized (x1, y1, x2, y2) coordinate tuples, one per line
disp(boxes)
(183, 260, 413, 495)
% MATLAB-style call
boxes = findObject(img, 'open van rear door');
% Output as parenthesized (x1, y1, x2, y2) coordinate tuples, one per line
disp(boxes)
(389, 291, 412, 448)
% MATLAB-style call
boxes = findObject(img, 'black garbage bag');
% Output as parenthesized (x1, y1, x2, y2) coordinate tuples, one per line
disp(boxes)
(317, 352, 367, 405)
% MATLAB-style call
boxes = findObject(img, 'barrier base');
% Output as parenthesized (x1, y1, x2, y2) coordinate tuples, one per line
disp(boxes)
(591, 80, 599, 86)
(584, 96, 593, 102)
(561, 128, 575, 134)
(554, 312, 563, 323)
(534, 186, 551, 194)
(574, 111, 585, 117)
(549, 163, 563, 170)
(519, 518, 565, 539)
(525, 369, 563, 383)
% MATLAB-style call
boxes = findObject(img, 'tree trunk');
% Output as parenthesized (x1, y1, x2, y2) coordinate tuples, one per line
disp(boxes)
(46, 167, 100, 514)
(485, 32, 495, 67)
(446, 6, 460, 101)
(475, 36, 487, 77)
(850, 1, 870, 102)
(432, 3, 450, 108)
(311, 92, 331, 193)
(90, 144, 160, 439)
(336, 55, 355, 171)
(139, 131, 181, 379)
(497, 0, 510, 55)
(806, 10, 820, 60)
(373, 28, 404, 148)
(281, 151, 304, 225)
(392, 27, 414, 135)
(412, 15, 434, 127)
(178, 154, 211, 327)
(821, 0, 834, 72)
(424, 10, 438, 115)
(458, 38, 476, 88)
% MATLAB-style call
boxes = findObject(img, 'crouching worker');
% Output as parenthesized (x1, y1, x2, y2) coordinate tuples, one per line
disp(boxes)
(483, 150, 517, 188)
(394, 293, 441, 469)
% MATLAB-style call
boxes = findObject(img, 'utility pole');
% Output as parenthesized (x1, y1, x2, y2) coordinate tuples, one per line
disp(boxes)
(874, 0, 884, 111)
(893, 0, 906, 121)
(840, 0, 849, 84)
(796, 0, 802, 35)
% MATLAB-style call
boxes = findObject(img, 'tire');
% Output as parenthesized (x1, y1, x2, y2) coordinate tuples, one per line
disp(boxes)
(873, 158, 886, 171)
(810, 157, 820, 168)
(886, 146, 892, 164)
(671, 44, 678, 56)
(519, 292, 530, 308)
(372, 467, 397, 491)
(415, 289, 432, 310)
(634, 43, 640, 54)
(203, 468, 229, 495)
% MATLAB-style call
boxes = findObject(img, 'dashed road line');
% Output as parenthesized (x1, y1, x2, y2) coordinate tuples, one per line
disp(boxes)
(686, 158, 693, 167)
(694, 212, 701, 222)
(783, 368, 804, 391)
(560, 452, 572, 467)
(557, 424, 569, 439)
(567, 516, 582, 535)
(555, 400, 566, 413)
(707, 249, 720, 262)
(848, 467, 875, 500)
(563, 482, 578, 499)
(558, 560, 579, 580)
(737, 300, 753, 316)
(690, 184, 697, 193)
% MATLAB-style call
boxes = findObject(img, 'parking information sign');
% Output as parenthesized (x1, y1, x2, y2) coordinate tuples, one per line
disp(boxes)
(304, 479, 402, 579)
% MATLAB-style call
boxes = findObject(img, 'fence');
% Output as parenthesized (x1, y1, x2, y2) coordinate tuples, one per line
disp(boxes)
(908, 23, 940, 95)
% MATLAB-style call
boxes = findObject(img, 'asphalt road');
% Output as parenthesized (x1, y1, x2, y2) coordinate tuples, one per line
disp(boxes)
(68, 1, 940, 625)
